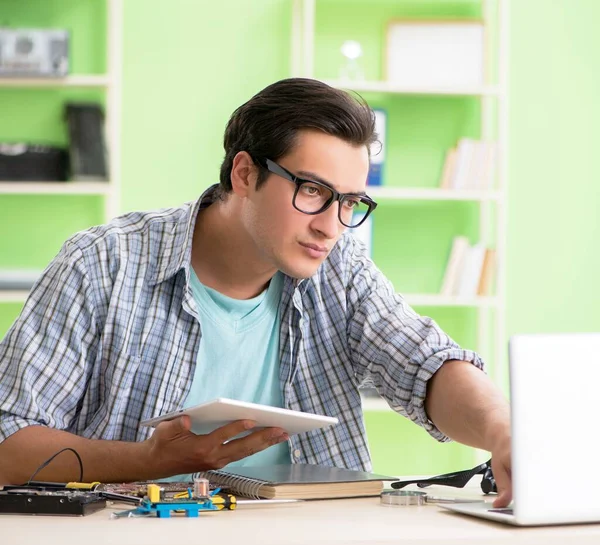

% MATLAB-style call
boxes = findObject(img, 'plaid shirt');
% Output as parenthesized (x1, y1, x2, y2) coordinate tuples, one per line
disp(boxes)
(0, 186, 484, 471)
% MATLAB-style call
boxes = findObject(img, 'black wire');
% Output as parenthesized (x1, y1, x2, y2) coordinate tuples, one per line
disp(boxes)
(27, 447, 84, 484)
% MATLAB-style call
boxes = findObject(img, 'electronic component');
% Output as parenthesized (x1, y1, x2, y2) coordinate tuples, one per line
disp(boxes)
(97, 481, 197, 499)
(0, 143, 68, 181)
(0, 489, 106, 516)
(193, 477, 210, 498)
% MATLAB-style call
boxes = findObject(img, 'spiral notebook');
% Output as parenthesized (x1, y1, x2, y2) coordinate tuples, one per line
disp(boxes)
(196, 464, 394, 500)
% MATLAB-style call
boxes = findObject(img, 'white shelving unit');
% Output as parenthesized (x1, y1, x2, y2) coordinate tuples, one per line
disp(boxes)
(0, 0, 123, 305)
(361, 397, 392, 412)
(0, 182, 112, 195)
(0, 291, 30, 304)
(322, 79, 500, 97)
(0, 75, 111, 88)
(404, 294, 498, 308)
(291, 0, 509, 389)
(367, 187, 501, 202)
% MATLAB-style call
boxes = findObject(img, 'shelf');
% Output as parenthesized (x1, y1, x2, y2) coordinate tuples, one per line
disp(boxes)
(323, 79, 501, 97)
(0, 290, 29, 304)
(361, 396, 393, 412)
(0, 75, 111, 88)
(403, 295, 498, 308)
(0, 182, 111, 195)
(366, 187, 500, 202)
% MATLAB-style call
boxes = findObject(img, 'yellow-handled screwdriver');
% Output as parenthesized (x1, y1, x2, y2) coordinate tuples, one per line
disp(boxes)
(210, 493, 237, 511)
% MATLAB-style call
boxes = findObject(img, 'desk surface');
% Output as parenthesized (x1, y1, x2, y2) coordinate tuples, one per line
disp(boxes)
(3, 484, 600, 545)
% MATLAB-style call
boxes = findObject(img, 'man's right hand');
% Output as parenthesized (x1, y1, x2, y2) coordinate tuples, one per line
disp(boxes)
(145, 415, 289, 477)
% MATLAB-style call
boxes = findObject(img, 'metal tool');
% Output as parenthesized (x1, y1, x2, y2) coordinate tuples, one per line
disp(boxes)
(380, 490, 427, 506)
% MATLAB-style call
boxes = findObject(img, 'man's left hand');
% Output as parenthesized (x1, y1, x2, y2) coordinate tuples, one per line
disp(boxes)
(490, 432, 512, 508)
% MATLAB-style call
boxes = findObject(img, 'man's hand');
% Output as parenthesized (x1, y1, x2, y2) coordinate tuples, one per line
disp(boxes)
(145, 415, 289, 477)
(489, 430, 512, 508)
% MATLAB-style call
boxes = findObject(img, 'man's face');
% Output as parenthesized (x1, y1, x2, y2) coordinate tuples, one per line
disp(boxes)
(240, 129, 370, 279)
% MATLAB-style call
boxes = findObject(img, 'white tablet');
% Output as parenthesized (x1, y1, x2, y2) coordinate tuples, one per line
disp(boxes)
(139, 398, 338, 436)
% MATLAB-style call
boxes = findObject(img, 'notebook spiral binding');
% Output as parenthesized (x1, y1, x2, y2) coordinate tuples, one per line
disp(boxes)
(196, 471, 264, 499)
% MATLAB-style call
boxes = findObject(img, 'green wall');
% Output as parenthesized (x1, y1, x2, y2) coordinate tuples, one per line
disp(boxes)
(507, 0, 600, 336)
(1, 0, 599, 477)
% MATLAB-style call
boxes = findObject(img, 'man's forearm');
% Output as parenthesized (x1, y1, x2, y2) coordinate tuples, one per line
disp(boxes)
(0, 426, 154, 485)
(425, 360, 510, 451)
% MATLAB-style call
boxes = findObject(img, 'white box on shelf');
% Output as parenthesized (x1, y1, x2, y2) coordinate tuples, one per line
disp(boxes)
(386, 20, 484, 88)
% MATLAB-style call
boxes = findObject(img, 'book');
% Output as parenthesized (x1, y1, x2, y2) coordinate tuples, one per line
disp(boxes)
(468, 140, 486, 189)
(480, 141, 497, 189)
(440, 236, 470, 296)
(457, 243, 487, 297)
(196, 464, 393, 500)
(450, 138, 476, 189)
(445, 139, 497, 190)
(477, 248, 497, 296)
(367, 108, 386, 186)
(439, 147, 457, 189)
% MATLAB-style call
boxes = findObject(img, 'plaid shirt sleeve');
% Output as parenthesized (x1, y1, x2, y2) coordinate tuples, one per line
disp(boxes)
(0, 239, 100, 443)
(343, 235, 486, 442)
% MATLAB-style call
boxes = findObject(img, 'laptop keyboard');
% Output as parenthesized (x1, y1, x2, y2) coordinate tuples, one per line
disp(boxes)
(489, 508, 514, 515)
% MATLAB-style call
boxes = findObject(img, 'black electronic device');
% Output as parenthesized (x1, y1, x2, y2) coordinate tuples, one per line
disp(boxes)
(0, 489, 106, 516)
(0, 143, 68, 181)
(64, 102, 109, 181)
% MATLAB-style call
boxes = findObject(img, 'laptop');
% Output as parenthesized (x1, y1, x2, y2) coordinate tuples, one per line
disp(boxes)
(442, 332, 600, 526)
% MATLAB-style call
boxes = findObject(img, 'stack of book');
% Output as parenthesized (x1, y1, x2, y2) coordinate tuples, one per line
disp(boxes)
(439, 138, 497, 190)
(440, 236, 496, 297)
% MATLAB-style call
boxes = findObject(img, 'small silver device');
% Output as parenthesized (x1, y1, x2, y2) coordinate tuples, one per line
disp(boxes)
(380, 490, 427, 506)
(0, 28, 69, 77)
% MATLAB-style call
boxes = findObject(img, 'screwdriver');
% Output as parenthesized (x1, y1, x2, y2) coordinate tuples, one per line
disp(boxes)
(210, 492, 237, 511)
(206, 492, 301, 509)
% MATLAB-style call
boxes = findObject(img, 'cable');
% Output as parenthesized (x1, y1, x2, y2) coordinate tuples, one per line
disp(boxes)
(27, 447, 84, 484)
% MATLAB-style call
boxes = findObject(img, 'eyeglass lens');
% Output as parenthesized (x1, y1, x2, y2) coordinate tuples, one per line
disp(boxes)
(293, 181, 370, 227)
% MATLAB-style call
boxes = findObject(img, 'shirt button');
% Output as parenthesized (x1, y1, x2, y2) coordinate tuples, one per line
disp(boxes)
(293, 449, 301, 459)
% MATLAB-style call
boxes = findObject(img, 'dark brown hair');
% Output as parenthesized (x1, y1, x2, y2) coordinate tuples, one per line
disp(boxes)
(218, 78, 378, 195)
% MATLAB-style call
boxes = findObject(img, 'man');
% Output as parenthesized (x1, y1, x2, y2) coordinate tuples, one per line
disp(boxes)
(0, 78, 511, 507)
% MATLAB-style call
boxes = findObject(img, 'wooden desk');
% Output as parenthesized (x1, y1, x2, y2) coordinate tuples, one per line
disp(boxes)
(3, 485, 600, 545)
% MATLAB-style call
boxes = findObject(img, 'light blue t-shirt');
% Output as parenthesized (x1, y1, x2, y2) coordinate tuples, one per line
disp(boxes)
(166, 270, 290, 480)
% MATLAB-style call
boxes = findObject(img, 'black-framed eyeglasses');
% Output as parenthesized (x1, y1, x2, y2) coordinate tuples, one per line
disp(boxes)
(254, 157, 378, 228)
